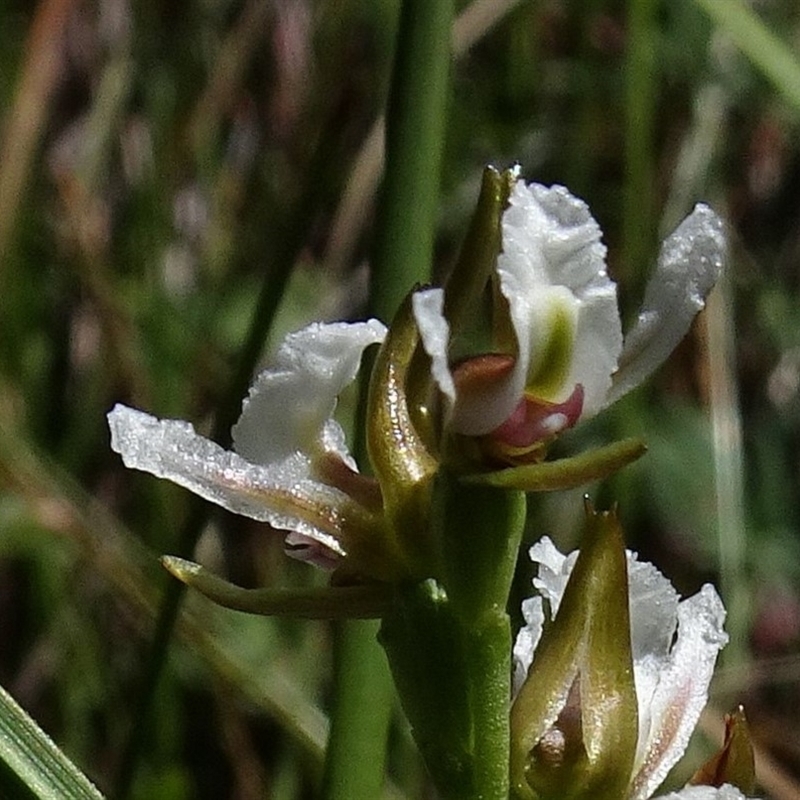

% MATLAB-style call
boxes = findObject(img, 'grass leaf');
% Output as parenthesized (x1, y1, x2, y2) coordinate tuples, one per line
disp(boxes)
(0, 682, 104, 800)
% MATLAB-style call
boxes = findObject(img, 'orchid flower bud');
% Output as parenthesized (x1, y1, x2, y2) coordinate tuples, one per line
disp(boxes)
(511, 503, 740, 800)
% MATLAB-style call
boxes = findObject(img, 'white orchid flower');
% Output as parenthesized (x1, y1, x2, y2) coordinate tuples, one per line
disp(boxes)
(108, 320, 387, 569)
(414, 179, 725, 452)
(658, 787, 755, 800)
(512, 536, 750, 800)
(108, 174, 726, 568)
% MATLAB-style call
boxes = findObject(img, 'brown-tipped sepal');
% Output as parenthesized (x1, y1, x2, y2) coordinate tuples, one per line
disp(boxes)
(689, 706, 756, 794)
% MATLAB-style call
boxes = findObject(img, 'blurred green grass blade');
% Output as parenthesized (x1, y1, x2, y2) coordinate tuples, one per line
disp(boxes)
(0, 682, 104, 800)
(692, 0, 800, 114)
(623, 0, 657, 284)
(323, 0, 454, 797)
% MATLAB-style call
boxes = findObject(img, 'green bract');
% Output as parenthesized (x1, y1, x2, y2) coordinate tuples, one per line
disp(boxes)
(510, 505, 638, 800)
(510, 505, 735, 800)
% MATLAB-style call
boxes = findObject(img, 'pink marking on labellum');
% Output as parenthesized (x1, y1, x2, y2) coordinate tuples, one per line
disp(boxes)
(491, 384, 585, 448)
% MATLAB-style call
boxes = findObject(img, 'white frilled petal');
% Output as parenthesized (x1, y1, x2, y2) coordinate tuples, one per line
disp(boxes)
(657, 786, 753, 800)
(513, 538, 729, 800)
(108, 319, 386, 564)
(232, 320, 387, 465)
(511, 595, 545, 695)
(412, 288, 456, 404)
(108, 405, 348, 558)
(411, 183, 722, 440)
(529, 535, 575, 615)
(607, 205, 725, 406)
(415, 183, 623, 437)
(494, 183, 623, 427)
(630, 584, 729, 800)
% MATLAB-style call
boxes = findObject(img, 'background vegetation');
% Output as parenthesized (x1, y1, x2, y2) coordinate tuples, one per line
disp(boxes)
(1, 0, 799, 797)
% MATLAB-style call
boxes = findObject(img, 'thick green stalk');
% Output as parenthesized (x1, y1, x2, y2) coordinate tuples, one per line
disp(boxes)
(380, 477, 526, 800)
(321, 0, 454, 797)
(436, 477, 526, 800)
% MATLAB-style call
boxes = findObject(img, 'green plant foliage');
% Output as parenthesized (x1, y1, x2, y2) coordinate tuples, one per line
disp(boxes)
(0, 681, 103, 799)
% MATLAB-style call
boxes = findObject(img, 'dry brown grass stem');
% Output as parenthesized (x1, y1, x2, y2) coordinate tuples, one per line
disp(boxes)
(0, 0, 77, 265)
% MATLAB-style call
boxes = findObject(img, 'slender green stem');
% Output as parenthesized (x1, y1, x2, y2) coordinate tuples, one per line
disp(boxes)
(466, 613, 515, 800)
(322, 0, 454, 797)
(380, 479, 525, 800)
(321, 620, 393, 799)
(438, 479, 526, 800)
(370, 0, 455, 321)
(622, 0, 657, 286)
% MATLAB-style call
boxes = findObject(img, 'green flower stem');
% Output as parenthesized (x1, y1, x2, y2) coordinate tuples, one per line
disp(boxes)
(381, 477, 526, 800)
(437, 477, 526, 799)
(322, 0, 454, 798)
(381, 588, 514, 800)
(465, 611, 515, 800)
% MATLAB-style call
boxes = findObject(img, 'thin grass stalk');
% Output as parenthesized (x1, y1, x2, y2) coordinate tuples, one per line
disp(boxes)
(324, 0, 524, 276)
(692, 0, 800, 115)
(622, 0, 657, 286)
(706, 282, 750, 669)
(368, 0, 454, 320)
(321, 0, 454, 797)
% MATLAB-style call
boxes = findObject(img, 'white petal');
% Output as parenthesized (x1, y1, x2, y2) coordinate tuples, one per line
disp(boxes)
(513, 537, 567, 695)
(628, 556, 680, 663)
(656, 785, 753, 800)
(608, 205, 725, 406)
(512, 595, 544, 696)
(412, 288, 456, 403)
(494, 182, 622, 427)
(629, 584, 729, 800)
(529, 535, 576, 617)
(108, 404, 347, 558)
(232, 320, 386, 465)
